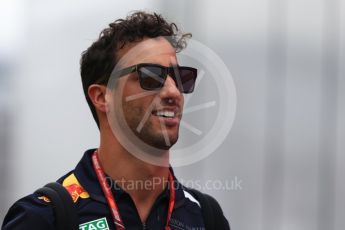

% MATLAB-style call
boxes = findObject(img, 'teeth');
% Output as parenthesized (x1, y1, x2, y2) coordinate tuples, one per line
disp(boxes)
(156, 111, 175, 118)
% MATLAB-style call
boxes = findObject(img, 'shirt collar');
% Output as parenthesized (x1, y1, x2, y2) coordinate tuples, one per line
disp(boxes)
(74, 149, 186, 204)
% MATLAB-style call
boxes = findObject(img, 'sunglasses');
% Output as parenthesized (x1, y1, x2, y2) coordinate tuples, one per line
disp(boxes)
(111, 63, 198, 94)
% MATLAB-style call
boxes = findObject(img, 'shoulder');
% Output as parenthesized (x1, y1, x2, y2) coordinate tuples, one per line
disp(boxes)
(2, 192, 55, 230)
(2, 171, 79, 230)
(2, 150, 95, 230)
(184, 187, 231, 230)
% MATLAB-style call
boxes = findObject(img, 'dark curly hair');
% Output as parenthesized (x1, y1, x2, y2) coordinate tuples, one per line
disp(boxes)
(80, 11, 191, 128)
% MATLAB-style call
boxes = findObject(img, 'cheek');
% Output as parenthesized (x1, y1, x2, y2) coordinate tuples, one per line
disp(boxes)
(121, 81, 157, 111)
(180, 96, 185, 112)
(122, 103, 141, 120)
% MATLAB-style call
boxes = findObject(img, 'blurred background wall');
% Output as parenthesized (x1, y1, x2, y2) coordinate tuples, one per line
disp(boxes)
(0, 0, 344, 229)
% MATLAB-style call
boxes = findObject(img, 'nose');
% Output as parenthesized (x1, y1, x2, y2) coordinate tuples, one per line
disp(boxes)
(158, 76, 183, 102)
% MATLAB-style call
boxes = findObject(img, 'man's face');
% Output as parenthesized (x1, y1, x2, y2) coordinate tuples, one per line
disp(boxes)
(110, 37, 184, 150)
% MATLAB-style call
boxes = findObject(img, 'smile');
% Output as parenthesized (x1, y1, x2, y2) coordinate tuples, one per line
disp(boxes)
(154, 110, 175, 118)
(151, 108, 181, 126)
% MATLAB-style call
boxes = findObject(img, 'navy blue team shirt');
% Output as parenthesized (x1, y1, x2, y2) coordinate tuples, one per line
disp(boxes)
(2, 149, 230, 229)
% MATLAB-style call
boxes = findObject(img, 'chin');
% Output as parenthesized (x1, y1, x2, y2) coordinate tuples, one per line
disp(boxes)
(127, 117, 180, 150)
(141, 131, 179, 151)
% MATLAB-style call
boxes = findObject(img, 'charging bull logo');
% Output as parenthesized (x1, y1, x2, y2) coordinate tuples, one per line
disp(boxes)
(63, 173, 90, 203)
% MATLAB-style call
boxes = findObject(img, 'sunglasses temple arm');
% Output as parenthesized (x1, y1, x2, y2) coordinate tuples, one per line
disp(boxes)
(94, 65, 137, 85)
(111, 65, 137, 78)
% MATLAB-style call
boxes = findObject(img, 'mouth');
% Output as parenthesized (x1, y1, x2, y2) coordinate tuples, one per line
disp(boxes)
(151, 108, 181, 126)
(152, 110, 176, 118)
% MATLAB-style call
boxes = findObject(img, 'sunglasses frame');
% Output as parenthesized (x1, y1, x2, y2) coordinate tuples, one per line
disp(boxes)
(112, 63, 197, 94)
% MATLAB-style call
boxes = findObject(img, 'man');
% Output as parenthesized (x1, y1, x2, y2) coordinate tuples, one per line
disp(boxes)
(2, 11, 230, 229)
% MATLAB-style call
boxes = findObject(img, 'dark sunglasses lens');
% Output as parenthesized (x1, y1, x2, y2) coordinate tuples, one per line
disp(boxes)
(139, 66, 165, 90)
(179, 68, 197, 93)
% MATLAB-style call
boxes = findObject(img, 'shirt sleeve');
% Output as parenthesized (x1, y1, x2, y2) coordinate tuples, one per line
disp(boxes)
(2, 193, 55, 230)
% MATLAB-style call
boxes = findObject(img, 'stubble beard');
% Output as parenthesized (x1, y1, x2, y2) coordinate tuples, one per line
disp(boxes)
(122, 102, 179, 151)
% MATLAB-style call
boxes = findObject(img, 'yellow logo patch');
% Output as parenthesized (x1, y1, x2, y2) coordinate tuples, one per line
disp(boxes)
(62, 173, 90, 203)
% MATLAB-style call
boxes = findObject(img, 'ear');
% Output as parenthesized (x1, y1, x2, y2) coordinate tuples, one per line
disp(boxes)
(88, 84, 108, 113)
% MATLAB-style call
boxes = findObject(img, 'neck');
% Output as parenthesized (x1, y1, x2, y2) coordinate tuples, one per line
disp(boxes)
(97, 127, 170, 222)
(98, 146, 170, 190)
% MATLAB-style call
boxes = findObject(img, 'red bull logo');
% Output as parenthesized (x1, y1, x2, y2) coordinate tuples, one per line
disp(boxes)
(62, 173, 90, 203)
